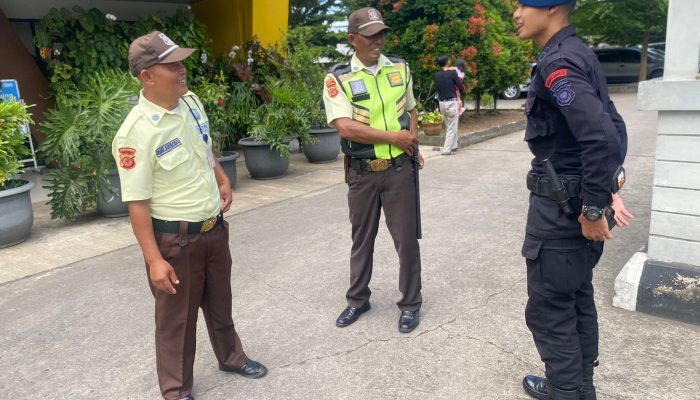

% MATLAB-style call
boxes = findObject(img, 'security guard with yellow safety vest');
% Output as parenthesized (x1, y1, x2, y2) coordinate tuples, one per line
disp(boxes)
(113, 31, 267, 400)
(323, 7, 425, 334)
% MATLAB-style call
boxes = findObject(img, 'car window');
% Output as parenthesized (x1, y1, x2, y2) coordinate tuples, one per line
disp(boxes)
(620, 50, 641, 63)
(595, 51, 619, 63)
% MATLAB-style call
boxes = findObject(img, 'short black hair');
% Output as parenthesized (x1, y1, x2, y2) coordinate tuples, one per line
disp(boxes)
(437, 55, 449, 67)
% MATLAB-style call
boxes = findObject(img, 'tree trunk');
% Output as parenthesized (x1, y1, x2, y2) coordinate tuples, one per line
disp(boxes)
(475, 93, 481, 115)
(638, 0, 652, 82)
(493, 93, 498, 111)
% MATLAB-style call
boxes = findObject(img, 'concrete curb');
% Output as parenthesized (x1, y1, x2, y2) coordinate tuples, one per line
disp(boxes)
(614, 252, 700, 325)
(419, 119, 527, 148)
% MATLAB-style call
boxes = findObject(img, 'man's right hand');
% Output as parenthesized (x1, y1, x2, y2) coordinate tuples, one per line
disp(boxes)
(149, 258, 179, 294)
(578, 214, 613, 242)
(393, 129, 418, 154)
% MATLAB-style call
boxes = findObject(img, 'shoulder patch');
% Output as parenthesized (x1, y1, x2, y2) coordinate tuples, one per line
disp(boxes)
(119, 147, 136, 170)
(545, 69, 568, 89)
(325, 77, 339, 98)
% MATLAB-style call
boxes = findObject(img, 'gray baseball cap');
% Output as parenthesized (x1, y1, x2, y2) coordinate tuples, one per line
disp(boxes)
(128, 31, 196, 76)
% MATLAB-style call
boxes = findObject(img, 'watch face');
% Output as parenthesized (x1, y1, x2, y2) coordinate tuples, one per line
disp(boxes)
(584, 207, 602, 221)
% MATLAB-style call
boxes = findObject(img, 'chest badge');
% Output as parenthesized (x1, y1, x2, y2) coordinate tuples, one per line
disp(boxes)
(349, 80, 368, 96)
(386, 72, 404, 87)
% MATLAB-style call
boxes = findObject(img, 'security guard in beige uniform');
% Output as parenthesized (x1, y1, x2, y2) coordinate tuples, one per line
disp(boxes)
(113, 31, 266, 400)
(323, 8, 425, 333)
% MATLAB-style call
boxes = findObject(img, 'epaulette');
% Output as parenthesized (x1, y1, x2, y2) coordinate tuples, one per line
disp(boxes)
(330, 63, 351, 74)
(386, 55, 406, 65)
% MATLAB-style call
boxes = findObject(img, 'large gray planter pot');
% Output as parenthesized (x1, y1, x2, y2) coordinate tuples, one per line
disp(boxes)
(218, 150, 240, 190)
(303, 127, 340, 163)
(97, 171, 128, 218)
(0, 179, 34, 249)
(238, 137, 289, 180)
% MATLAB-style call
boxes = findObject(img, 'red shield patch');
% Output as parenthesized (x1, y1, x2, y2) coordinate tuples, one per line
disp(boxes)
(325, 77, 339, 98)
(545, 69, 568, 89)
(119, 147, 136, 170)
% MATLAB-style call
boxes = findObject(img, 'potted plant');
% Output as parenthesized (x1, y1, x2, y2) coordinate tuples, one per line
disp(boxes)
(39, 69, 139, 220)
(241, 78, 312, 179)
(282, 26, 341, 163)
(0, 99, 35, 248)
(418, 111, 445, 136)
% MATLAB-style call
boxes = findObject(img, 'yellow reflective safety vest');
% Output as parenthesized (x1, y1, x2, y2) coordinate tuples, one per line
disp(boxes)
(331, 56, 411, 160)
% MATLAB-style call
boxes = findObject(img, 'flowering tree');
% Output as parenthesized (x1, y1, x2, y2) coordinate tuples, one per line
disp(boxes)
(345, 0, 530, 111)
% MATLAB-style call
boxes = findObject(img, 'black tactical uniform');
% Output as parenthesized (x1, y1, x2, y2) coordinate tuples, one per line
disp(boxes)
(521, 24, 628, 397)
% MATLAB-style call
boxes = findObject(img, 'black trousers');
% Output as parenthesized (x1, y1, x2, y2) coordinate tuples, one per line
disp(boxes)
(345, 162, 422, 311)
(524, 235, 604, 390)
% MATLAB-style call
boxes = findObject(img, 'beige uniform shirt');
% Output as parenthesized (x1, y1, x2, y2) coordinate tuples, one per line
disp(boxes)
(323, 53, 417, 127)
(112, 91, 220, 221)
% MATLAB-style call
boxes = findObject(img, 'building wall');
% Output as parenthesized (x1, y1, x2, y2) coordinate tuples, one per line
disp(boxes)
(0, 0, 186, 20)
(192, 0, 288, 57)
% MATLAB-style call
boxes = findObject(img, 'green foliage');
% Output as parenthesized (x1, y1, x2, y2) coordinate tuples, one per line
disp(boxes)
(0, 100, 34, 188)
(289, 0, 347, 49)
(34, 7, 212, 91)
(191, 71, 231, 154)
(226, 83, 259, 144)
(39, 70, 139, 220)
(249, 78, 312, 158)
(573, 0, 668, 46)
(417, 111, 443, 125)
(346, 0, 530, 110)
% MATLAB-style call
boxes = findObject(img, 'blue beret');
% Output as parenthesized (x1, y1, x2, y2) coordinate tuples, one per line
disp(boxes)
(518, 0, 573, 7)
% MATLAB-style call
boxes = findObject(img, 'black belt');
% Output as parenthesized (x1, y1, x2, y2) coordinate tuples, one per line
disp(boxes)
(439, 98, 457, 102)
(526, 171, 582, 199)
(350, 154, 409, 173)
(152, 214, 222, 234)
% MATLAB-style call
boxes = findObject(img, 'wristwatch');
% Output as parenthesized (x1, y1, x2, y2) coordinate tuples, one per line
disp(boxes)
(582, 205, 604, 221)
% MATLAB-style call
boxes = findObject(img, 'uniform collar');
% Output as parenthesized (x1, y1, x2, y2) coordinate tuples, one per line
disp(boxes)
(540, 24, 577, 59)
(350, 53, 394, 73)
(137, 90, 192, 126)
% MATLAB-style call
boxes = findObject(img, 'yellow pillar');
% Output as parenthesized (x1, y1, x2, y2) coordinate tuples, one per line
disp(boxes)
(192, 0, 288, 57)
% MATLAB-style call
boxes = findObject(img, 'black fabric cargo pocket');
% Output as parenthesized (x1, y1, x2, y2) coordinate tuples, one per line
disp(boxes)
(521, 234, 543, 260)
(539, 247, 590, 295)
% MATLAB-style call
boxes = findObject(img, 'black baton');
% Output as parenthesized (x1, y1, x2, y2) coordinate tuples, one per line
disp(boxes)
(541, 158, 574, 215)
(412, 148, 422, 239)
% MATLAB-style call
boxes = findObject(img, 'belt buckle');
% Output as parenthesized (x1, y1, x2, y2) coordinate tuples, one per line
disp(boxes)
(369, 159, 389, 172)
(200, 216, 217, 233)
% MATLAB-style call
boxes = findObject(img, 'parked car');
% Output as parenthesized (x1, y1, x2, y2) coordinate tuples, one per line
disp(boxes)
(593, 47, 664, 83)
(501, 63, 536, 100)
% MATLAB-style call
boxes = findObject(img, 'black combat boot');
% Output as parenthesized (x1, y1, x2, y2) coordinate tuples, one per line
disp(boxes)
(522, 375, 550, 400)
(579, 361, 598, 400)
(550, 384, 579, 400)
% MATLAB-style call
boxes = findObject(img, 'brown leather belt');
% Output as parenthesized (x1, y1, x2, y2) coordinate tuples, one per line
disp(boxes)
(152, 214, 222, 234)
(350, 154, 409, 173)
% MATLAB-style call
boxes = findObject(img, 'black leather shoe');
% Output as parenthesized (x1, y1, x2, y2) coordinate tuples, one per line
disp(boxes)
(336, 303, 371, 327)
(523, 375, 580, 400)
(398, 310, 419, 333)
(523, 375, 551, 400)
(220, 359, 268, 379)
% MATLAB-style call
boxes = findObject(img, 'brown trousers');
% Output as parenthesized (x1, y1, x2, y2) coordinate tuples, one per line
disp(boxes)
(346, 161, 422, 311)
(149, 220, 247, 400)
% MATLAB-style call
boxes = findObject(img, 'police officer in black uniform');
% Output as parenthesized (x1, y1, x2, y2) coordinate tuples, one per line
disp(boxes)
(513, 1, 632, 399)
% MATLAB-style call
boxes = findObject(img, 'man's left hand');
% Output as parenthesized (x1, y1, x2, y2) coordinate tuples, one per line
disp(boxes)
(219, 183, 232, 213)
(418, 153, 424, 169)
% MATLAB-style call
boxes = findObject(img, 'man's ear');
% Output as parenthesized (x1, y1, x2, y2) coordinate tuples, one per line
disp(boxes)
(139, 69, 152, 86)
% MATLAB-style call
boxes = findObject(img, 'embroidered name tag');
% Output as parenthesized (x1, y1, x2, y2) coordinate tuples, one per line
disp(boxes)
(349, 80, 368, 96)
(387, 72, 403, 87)
(155, 138, 182, 158)
(198, 122, 209, 134)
